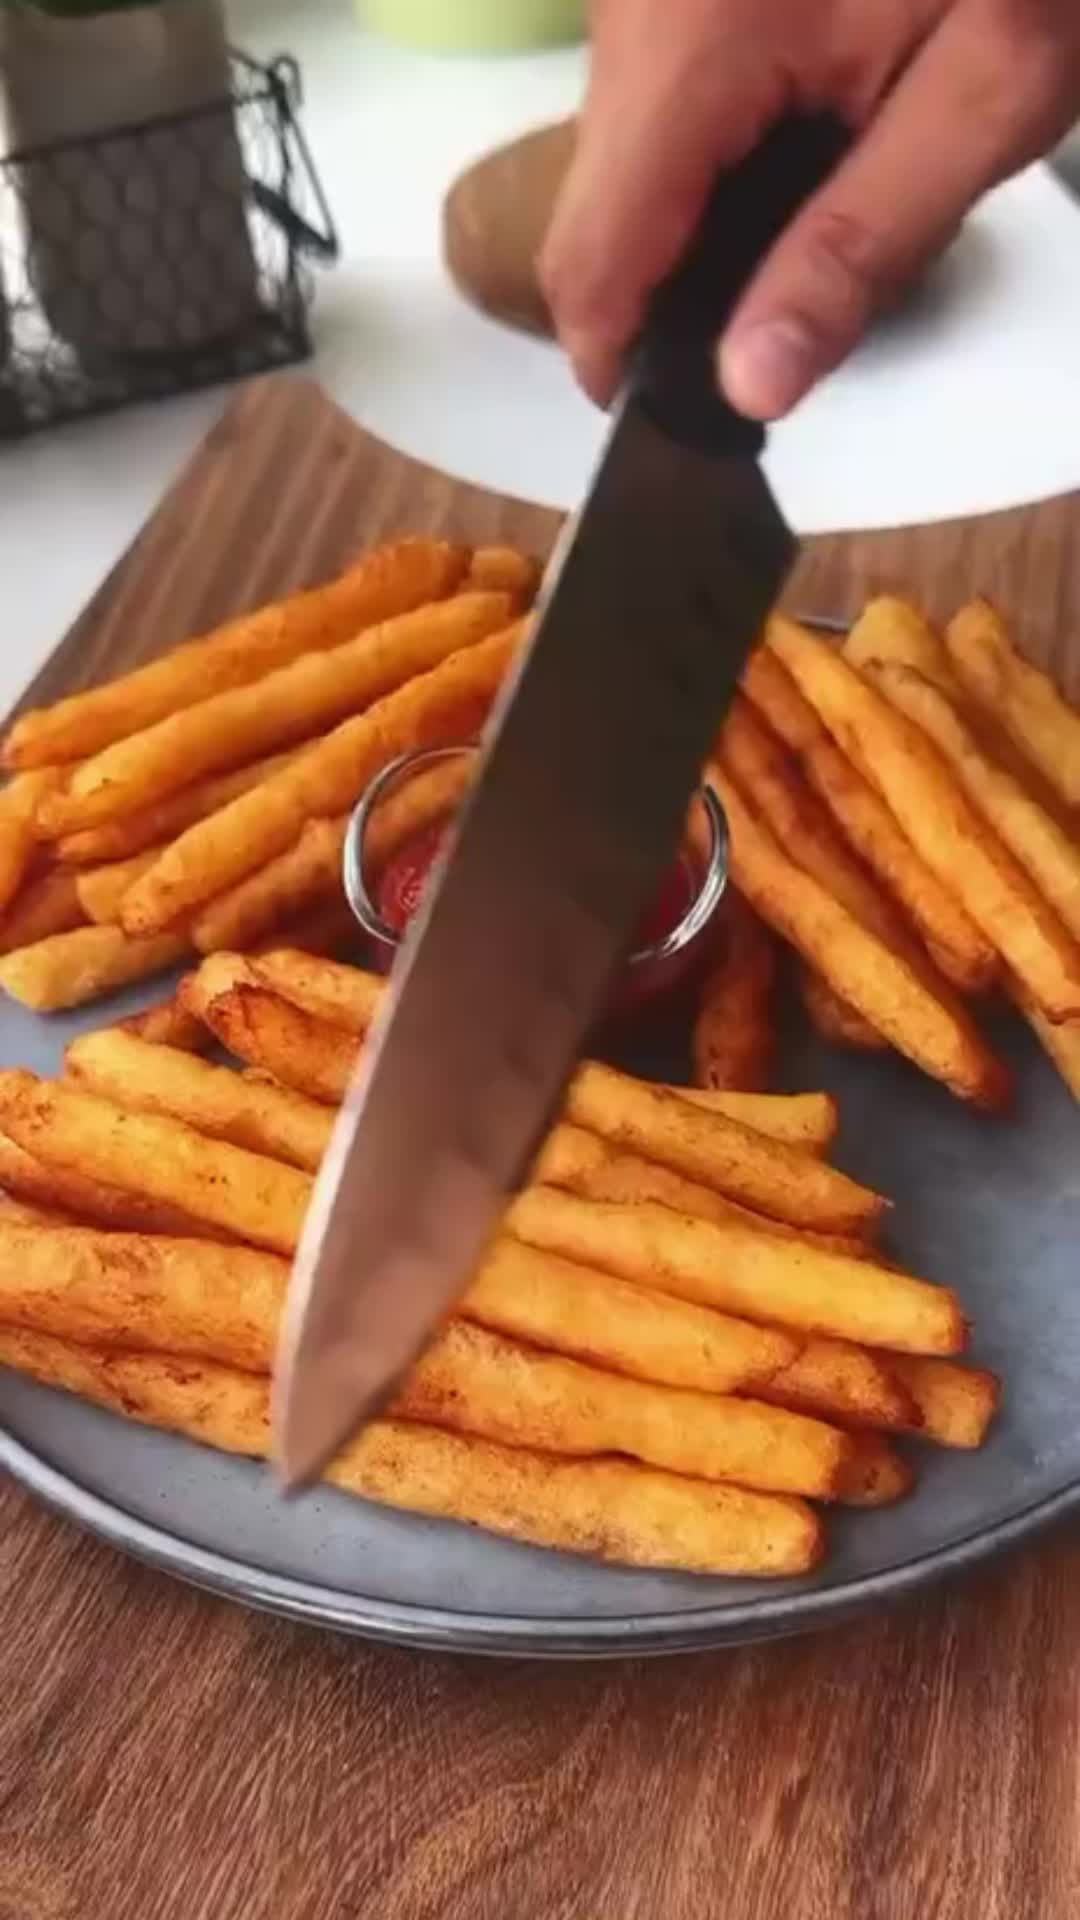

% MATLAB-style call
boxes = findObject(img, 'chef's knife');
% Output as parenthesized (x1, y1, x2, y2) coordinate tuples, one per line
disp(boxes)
(274, 113, 850, 1489)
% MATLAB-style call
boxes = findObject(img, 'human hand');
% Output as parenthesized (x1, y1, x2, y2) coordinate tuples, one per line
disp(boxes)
(540, 0, 1080, 418)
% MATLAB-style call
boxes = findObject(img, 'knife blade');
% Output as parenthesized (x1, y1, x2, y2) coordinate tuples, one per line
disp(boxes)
(274, 113, 850, 1490)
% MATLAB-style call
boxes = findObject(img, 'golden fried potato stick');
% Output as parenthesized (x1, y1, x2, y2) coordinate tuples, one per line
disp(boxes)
(5, 540, 469, 771)
(709, 764, 1011, 1112)
(122, 621, 522, 935)
(0, 1327, 824, 1577)
(0, 766, 68, 827)
(760, 1338, 918, 1433)
(745, 638, 998, 994)
(563, 1060, 885, 1235)
(398, 1319, 854, 1500)
(843, 596, 958, 685)
(465, 546, 542, 598)
(721, 693, 917, 957)
(945, 599, 1080, 812)
(799, 964, 887, 1052)
(0, 820, 36, 916)
(507, 1188, 965, 1356)
(76, 850, 162, 926)
(53, 749, 297, 865)
(65, 1028, 333, 1174)
(0, 1127, 228, 1237)
(0, 1191, 76, 1227)
(768, 617, 1080, 1023)
(190, 816, 346, 956)
(0, 1071, 308, 1254)
(691, 889, 777, 1091)
(241, 947, 385, 1032)
(0, 867, 84, 956)
(0, 1216, 799, 1403)
(890, 1354, 1000, 1449)
(0, 923, 188, 1012)
(52, 591, 512, 834)
(186, 968, 355, 1105)
(870, 661, 1080, 947)
(116, 986, 211, 1055)
(668, 1085, 838, 1155)
(836, 1436, 915, 1507)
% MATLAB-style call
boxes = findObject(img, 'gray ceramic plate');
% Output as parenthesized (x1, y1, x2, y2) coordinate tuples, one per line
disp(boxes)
(2, 977, 1079, 1656)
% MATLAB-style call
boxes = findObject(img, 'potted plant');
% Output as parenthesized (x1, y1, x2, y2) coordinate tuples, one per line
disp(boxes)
(0, 0, 259, 364)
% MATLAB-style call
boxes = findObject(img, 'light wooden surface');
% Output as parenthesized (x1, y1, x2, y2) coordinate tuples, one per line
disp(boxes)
(4, 374, 1080, 1919)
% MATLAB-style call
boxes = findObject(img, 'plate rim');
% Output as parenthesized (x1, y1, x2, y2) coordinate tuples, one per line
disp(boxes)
(3, 1411, 1076, 1657)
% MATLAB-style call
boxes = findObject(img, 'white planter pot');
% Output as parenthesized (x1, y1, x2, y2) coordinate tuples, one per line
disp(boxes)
(0, 0, 260, 363)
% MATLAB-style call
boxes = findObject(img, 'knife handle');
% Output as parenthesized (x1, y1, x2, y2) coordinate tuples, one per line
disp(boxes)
(631, 112, 850, 455)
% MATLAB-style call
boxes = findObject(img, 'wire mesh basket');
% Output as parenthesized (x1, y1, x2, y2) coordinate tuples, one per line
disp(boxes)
(0, 48, 338, 440)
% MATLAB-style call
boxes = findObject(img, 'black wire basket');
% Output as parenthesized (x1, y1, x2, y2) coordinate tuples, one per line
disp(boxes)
(0, 49, 338, 440)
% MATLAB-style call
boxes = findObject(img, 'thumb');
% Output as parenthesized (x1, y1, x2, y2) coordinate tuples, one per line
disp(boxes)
(718, 5, 1077, 419)
(541, 12, 779, 404)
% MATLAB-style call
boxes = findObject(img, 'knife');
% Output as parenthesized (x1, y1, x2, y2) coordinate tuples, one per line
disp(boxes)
(274, 113, 850, 1490)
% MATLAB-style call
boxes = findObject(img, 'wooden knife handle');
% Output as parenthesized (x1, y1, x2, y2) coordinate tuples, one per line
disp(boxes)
(631, 112, 850, 455)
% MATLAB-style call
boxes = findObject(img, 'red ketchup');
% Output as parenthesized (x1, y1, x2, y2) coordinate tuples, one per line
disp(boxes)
(374, 823, 702, 1021)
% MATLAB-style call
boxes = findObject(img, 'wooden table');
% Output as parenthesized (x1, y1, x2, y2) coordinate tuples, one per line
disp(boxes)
(3, 1477, 1078, 1920)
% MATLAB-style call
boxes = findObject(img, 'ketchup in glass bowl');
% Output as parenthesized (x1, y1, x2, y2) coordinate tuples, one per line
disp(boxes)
(343, 744, 728, 1027)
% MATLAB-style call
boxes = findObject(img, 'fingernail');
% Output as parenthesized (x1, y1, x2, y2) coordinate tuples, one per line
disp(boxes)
(561, 327, 620, 410)
(720, 317, 821, 421)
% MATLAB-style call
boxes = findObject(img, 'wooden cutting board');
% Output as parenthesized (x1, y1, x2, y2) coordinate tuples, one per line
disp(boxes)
(4, 373, 1080, 1920)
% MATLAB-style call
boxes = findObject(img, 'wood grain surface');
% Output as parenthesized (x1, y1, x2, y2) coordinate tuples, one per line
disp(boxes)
(3, 374, 1080, 1920)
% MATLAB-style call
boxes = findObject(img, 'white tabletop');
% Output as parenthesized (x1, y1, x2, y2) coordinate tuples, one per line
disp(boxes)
(3, 0, 1080, 718)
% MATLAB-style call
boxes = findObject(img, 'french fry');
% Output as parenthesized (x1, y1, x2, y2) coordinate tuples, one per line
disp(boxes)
(5, 539, 469, 770)
(835, 1436, 915, 1507)
(946, 599, 1080, 811)
(0, 1214, 799, 1403)
(691, 890, 777, 1091)
(870, 661, 1080, 947)
(0, 1127, 228, 1238)
(0, 1328, 824, 1577)
(116, 986, 211, 1054)
(466, 546, 542, 598)
(891, 1354, 1000, 1448)
(799, 965, 888, 1052)
(0, 766, 68, 827)
(745, 642, 995, 993)
(534, 1120, 871, 1259)
(51, 592, 512, 834)
(122, 622, 523, 935)
(190, 816, 346, 956)
(398, 1319, 854, 1500)
(76, 850, 162, 926)
(759, 1338, 918, 1433)
(843, 596, 958, 685)
(0, 1191, 75, 1227)
(0, 867, 84, 955)
(767, 617, 1080, 1023)
(507, 1188, 966, 1355)
(185, 969, 355, 1104)
(0, 819, 35, 916)
(564, 1060, 886, 1235)
(0, 1071, 308, 1254)
(0, 923, 188, 1012)
(463, 1238, 798, 1396)
(1008, 973, 1080, 1101)
(65, 1029, 333, 1174)
(363, 755, 472, 877)
(668, 1086, 838, 1156)
(54, 749, 297, 865)
(241, 948, 384, 1033)
(709, 764, 1012, 1112)
(721, 694, 917, 957)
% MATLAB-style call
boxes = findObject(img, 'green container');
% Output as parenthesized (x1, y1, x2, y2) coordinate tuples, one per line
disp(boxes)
(361, 0, 584, 52)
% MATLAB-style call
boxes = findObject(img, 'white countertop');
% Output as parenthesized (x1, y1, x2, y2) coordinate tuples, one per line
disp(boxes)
(3, 0, 1080, 718)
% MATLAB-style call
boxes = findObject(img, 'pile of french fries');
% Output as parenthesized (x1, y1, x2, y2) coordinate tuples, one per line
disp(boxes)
(0, 538, 537, 1011)
(5, 534, 1077, 1580)
(695, 596, 1080, 1108)
(0, 945, 998, 1579)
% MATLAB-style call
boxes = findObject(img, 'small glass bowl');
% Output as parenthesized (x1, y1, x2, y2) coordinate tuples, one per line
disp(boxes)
(343, 743, 728, 1021)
